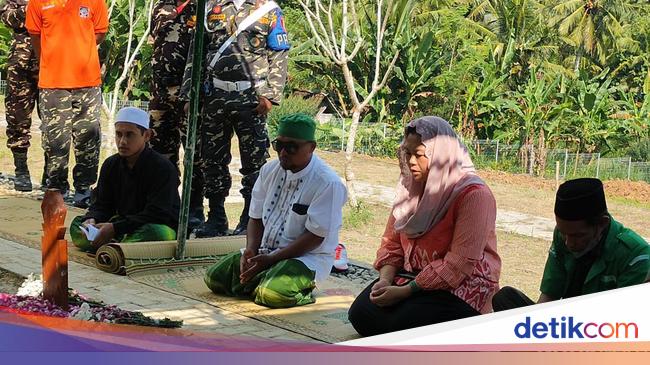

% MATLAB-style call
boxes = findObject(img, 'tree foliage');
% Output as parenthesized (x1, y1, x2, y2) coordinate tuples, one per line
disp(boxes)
(2, 0, 649, 173)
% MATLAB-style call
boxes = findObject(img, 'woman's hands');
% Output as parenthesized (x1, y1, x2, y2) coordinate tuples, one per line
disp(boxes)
(370, 283, 412, 307)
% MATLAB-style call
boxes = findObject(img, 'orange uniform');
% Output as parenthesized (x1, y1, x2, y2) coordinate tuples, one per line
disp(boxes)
(25, 0, 108, 89)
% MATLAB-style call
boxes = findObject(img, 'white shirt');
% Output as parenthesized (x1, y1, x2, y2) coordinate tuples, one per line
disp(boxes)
(233, 0, 245, 9)
(250, 154, 347, 283)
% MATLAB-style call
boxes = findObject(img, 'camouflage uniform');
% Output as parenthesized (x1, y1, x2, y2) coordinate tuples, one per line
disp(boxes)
(39, 87, 101, 194)
(183, 0, 289, 236)
(1, 0, 38, 153)
(1, 0, 40, 191)
(150, 0, 205, 221)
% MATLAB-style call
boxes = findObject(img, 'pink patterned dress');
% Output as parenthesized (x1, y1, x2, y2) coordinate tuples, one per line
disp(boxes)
(375, 184, 501, 313)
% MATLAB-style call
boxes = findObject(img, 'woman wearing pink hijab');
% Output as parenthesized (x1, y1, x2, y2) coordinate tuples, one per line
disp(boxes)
(348, 116, 501, 337)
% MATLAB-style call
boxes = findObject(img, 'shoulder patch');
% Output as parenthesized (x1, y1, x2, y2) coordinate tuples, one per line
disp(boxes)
(267, 8, 290, 51)
(617, 229, 648, 250)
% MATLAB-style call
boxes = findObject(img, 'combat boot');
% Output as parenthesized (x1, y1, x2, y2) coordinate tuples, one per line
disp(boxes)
(231, 196, 251, 236)
(73, 189, 92, 209)
(12, 151, 32, 192)
(194, 196, 229, 238)
(188, 200, 205, 235)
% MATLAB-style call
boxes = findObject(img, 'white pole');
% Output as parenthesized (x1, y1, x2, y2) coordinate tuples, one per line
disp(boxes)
(627, 157, 632, 181)
(596, 153, 601, 179)
(495, 140, 500, 164)
(556, 161, 560, 190)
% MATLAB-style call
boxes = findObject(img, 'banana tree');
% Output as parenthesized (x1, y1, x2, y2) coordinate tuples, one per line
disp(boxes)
(560, 70, 618, 155)
(496, 68, 564, 174)
(457, 68, 507, 138)
(391, 29, 439, 120)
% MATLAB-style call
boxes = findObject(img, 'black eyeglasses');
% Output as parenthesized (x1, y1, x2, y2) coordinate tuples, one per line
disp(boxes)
(271, 139, 305, 154)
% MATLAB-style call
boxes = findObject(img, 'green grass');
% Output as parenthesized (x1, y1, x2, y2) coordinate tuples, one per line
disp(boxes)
(343, 201, 375, 229)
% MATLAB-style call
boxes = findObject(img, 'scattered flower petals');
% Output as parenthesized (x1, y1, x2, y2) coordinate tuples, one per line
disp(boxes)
(0, 276, 182, 328)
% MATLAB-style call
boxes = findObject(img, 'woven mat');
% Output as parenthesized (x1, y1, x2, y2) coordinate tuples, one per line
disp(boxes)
(95, 237, 247, 274)
(128, 261, 364, 343)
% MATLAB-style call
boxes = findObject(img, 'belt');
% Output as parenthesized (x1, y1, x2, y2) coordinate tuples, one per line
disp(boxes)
(212, 78, 266, 92)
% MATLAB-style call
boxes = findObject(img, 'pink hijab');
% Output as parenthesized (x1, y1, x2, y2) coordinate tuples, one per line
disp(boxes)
(393, 116, 485, 238)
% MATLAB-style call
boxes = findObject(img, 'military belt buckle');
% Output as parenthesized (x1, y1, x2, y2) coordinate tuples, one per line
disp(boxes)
(212, 78, 265, 92)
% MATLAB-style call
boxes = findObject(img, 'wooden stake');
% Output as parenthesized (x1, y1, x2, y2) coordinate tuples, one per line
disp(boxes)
(41, 190, 68, 309)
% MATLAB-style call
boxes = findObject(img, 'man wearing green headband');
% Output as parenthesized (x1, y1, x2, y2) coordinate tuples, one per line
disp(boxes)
(204, 113, 347, 308)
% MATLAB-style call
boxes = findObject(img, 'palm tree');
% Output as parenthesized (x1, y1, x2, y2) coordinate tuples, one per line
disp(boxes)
(463, 0, 554, 78)
(546, 0, 635, 72)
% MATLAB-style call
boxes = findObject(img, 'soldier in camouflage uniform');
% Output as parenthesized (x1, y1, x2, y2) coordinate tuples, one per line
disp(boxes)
(38, 89, 102, 204)
(1, 0, 39, 191)
(150, 0, 205, 231)
(183, 0, 289, 238)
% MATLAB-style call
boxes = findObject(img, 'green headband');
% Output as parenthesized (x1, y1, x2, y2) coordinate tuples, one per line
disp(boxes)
(277, 113, 316, 142)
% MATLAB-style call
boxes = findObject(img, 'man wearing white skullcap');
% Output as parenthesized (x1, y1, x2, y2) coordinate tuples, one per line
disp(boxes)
(69, 107, 181, 252)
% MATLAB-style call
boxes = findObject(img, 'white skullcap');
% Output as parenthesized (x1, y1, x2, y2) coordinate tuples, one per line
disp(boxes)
(115, 107, 149, 129)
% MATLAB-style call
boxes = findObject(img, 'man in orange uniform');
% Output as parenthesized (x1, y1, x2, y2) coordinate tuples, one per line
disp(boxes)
(25, 0, 108, 208)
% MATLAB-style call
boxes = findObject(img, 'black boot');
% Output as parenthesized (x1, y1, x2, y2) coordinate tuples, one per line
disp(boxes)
(194, 196, 229, 238)
(231, 196, 251, 236)
(188, 204, 205, 234)
(12, 151, 32, 192)
(187, 184, 205, 233)
(187, 166, 206, 235)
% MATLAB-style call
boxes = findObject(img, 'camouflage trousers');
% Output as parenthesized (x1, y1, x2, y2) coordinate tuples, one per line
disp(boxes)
(201, 90, 269, 199)
(4, 63, 39, 153)
(40, 87, 101, 192)
(204, 251, 316, 308)
(150, 83, 188, 162)
(149, 82, 204, 204)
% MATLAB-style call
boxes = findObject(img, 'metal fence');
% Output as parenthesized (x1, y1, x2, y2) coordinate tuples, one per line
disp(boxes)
(102, 93, 150, 112)
(313, 118, 650, 183)
(469, 141, 650, 183)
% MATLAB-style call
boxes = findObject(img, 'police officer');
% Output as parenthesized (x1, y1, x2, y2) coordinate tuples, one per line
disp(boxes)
(150, 0, 205, 232)
(183, 0, 289, 238)
(1, 0, 39, 191)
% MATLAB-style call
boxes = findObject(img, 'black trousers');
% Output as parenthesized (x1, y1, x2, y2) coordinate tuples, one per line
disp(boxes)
(348, 279, 480, 337)
(491, 286, 536, 312)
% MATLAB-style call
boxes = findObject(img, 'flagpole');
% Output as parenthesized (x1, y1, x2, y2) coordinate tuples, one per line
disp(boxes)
(176, 0, 206, 259)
